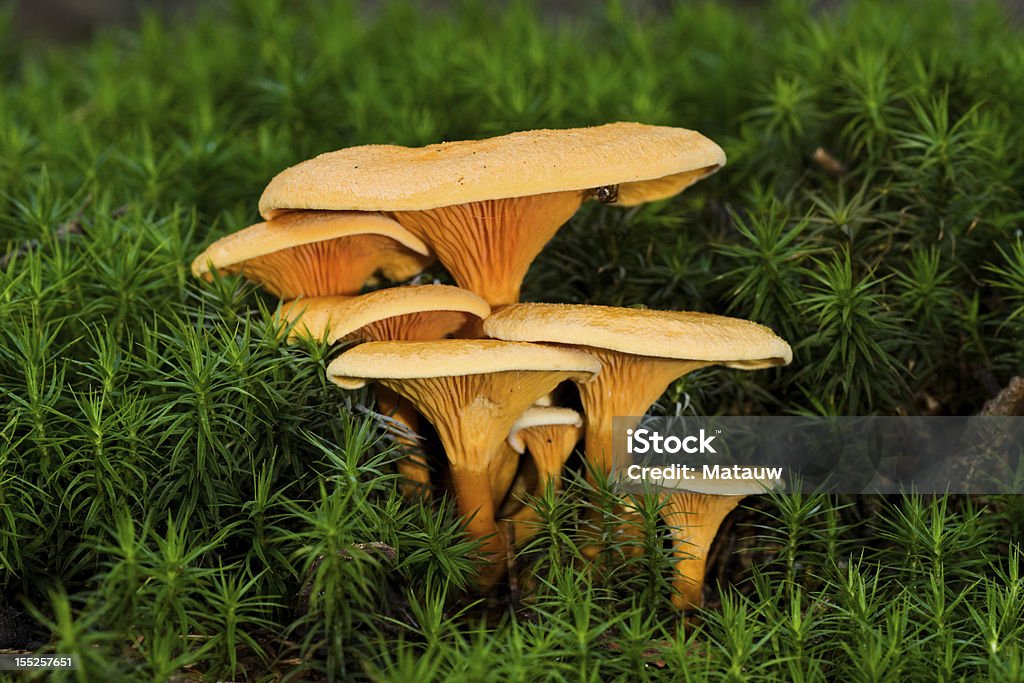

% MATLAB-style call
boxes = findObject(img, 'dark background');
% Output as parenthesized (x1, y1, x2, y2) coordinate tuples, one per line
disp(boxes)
(15, 0, 1021, 43)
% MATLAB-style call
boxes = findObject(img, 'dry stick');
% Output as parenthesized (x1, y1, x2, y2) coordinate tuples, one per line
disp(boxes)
(295, 542, 398, 614)
(981, 376, 1024, 417)
(925, 376, 1024, 493)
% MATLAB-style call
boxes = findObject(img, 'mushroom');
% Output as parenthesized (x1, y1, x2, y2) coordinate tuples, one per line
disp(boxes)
(482, 304, 792, 474)
(191, 210, 433, 298)
(278, 284, 489, 344)
(652, 475, 778, 610)
(326, 339, 600, 587)
(483, 304, 791, 602)
(500, 406, 583, 545)
(258, 123, 726, 308)
(489, 393, 560, 503)
(279, 285, 491, 497)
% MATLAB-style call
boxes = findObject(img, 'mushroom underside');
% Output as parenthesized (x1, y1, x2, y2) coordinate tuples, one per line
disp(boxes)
(660, 492, 744, 610)
(228, 234, 429, 298)
(617, 165, 722, 206)
(575, 350, 710, 474)
(389, 191, 584, 307)
(360, 311, 477, 343)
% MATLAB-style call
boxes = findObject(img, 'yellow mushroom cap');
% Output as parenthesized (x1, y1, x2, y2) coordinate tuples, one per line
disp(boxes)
(279, 285, 490, 343)
(190, 210, 430, 278)
(483, 303, 792, 368)
(258, 122, 726, 216)
(326, 339, 601, 390)
(507, 407, 584, 454)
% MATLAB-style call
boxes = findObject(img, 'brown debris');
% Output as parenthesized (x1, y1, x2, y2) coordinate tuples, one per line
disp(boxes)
(980, 376, 1024, 417)
(812, 147, 845, 179)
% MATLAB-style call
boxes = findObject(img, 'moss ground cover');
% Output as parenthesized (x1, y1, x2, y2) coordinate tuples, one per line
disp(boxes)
(1, 0, 1023, 679)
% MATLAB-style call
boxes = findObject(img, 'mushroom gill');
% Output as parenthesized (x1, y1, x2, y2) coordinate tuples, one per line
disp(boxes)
(387, 191, 583, 308)
(191, 211, 433, 299)
(660, 492, 744, 610)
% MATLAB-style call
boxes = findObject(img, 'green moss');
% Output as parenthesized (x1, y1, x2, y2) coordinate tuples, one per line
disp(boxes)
(2, 0, 1024, 679)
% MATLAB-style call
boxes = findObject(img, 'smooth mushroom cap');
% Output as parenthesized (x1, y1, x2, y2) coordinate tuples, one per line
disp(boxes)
(278, 285, 490, 342)
(190, 210, 433, 298)
(327, 339, 601, 389)
(326, 340, 600, 587)
(483, 303, 793, 472)
(258, 122, 726, 216)
(257, 124, 726, 308)
(483, 303, 793, 368)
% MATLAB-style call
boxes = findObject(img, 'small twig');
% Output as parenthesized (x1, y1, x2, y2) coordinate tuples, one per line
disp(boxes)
(337, 541, 398, 562)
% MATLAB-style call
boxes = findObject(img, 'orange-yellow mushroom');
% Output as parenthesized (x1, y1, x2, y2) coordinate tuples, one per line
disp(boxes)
(280, 285, 490, 497)
(191, 210, 432, 298)
(258, 123, 726, 308)
(484, 303, 791, 605)
(327, 339, 599, 588)
(499, 406, 583, 546)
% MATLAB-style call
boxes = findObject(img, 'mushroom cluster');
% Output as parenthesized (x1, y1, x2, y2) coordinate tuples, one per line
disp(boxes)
(192, 122, 793, 610)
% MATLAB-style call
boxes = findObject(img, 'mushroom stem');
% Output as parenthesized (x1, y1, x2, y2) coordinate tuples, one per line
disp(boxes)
(390, 191, 584, 307)
(574, 352, 708, 560)
(449, 462, 506, 586)
(490, 442, 520, 510)
(576, 351, 709, 474)
(524, 426, 578, 494)
(377, 369, 585, 588)
(375, 386, 431, 499)
(661, 493, 743, 610)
